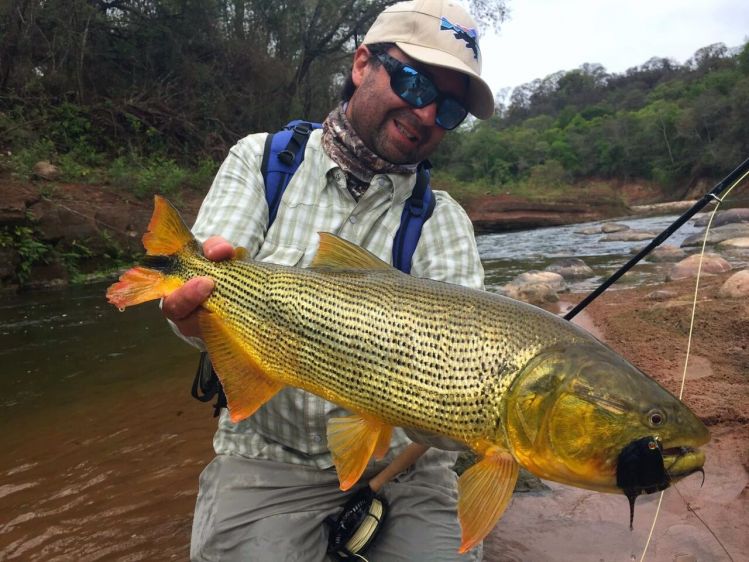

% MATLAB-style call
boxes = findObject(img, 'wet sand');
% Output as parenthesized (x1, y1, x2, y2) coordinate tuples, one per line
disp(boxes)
(1, 273, 747, 561)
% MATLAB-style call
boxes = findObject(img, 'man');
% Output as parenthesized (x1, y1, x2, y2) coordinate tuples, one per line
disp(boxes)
(163, 1, 495, 560)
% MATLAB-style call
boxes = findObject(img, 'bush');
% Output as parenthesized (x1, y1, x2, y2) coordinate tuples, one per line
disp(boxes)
(109, 155, 188, 198)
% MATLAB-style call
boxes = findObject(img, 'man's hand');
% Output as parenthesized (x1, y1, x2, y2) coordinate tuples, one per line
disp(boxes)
(162, 236, 234, 338)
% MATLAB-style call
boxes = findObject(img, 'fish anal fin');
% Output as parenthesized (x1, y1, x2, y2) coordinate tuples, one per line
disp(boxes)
(142, 195, 195, 256)
(106, 267, 183, 309)
(198, 310, 282, 422)
(311, 233, 393, 271)
(457, 447, 519, 553)
(327, 415, 391, 490)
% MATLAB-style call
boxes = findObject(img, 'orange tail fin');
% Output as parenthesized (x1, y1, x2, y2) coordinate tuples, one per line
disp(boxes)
(106, 196, 194, 310)
(142, 195, 195, 255)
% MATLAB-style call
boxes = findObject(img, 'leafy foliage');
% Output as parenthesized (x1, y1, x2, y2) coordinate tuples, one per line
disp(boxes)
(434, 40, 749, 196)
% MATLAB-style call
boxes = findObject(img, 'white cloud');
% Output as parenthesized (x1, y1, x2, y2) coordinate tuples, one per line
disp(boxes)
(479, 0, 749, 95)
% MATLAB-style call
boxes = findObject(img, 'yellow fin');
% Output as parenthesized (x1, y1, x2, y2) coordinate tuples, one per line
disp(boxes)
(106, 266, 183, 309)
(311, 233, 393, 271)
(373, 425, 393, 460)
(142, 195, 196, 256)
(233, 246, 249, 261)
(327, 415, 391, 490)
(198, 310, 283, 423)
(457, 447, 519, 553)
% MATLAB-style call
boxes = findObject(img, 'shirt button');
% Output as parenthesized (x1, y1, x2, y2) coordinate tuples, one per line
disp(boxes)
(349, 215, 358, 224)
(311, 434, 323, 443)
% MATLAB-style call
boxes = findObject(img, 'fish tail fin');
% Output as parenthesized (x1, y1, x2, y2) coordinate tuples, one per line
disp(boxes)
(142, 195, 196, 256)
(106, 196, 193, 310)
(106, 265, 183, 309)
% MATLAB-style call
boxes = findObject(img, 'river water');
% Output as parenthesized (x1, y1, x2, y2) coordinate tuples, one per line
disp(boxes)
(1, 214, 746, 559)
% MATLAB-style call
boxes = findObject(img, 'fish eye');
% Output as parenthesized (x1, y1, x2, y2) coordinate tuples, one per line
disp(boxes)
(647, 409, 666, 427)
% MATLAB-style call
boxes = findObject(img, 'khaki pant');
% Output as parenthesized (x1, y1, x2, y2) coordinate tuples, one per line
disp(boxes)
(191, 450, 483, 562)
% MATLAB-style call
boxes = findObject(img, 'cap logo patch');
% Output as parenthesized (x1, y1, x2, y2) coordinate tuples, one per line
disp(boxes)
(439, 17, 479, 60)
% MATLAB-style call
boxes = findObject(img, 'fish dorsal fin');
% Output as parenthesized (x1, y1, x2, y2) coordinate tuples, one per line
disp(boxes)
(233, 246, 249, 261)
(457, 446, 519, 554)
(142, 195, 196, 256)
(198, 310, 283, 422)
(327, 415, 393, 491)
(311, 233, 393, 271)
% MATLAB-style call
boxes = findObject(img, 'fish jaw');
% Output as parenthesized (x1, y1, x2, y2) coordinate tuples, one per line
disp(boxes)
(502, 342, 710, 494)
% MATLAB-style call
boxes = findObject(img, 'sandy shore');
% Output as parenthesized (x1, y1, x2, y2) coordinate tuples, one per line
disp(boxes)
(1, 273, 746, 561)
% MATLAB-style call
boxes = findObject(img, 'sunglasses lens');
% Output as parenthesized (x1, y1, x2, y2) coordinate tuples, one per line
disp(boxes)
(378, 52, 468, 130)
(390, 66, 438, 108)
(435, 97, 468, 130)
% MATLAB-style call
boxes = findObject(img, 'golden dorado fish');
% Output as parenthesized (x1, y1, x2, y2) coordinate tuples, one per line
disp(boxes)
(107, 196, 710, 552)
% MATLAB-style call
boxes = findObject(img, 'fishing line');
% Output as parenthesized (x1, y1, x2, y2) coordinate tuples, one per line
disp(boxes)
(638, 168, 749, 562)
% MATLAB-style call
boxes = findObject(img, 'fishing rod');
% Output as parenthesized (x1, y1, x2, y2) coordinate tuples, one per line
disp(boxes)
(564, 156, 749, 321)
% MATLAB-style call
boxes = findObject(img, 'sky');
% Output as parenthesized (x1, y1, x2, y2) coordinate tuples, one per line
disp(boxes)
(479, 0, 749, 98)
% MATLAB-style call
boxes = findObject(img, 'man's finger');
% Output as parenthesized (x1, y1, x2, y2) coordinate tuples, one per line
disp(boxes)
(203, 236, 234, 261)
(162, 277, 215, 320)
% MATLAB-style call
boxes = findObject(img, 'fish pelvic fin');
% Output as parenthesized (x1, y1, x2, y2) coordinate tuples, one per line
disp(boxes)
(106, 266, 183, 309)
(327, 415, 393, 491)
(142, 195, 196, 256)
(311, 233, 393, 271)
(198, 310, 283, 422)
(457, 446, 519, 554)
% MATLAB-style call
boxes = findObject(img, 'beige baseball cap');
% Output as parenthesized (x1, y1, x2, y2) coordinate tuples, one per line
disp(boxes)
(362, 0, 495, 119)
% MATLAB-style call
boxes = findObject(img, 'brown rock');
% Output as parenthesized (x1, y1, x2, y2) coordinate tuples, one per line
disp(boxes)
(545, 258, 594, 280)
(694, 207, 749, 227)
(601, 230, 656, 242)
(718, 269, 749, 298)
(32, 161, 61, 181)
(667, 253, 732, 280)
(682, 223, 749, 246)
(601, 222, 629, 233)
(504, 282, 560, 305)
(718, 237, 749, 249)
(647, 289, 678, 301)
(648, 244, 687, 262)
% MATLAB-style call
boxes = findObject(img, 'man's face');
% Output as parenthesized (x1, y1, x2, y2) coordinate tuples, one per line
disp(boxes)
(346, 46, 468, 165)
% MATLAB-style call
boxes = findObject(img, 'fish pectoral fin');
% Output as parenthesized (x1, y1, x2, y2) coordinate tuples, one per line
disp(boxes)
(327, 415, 392, 491)
(311, 233, 394, 271)
(457, 447, 519, 554)
(198, 311, 283, 423)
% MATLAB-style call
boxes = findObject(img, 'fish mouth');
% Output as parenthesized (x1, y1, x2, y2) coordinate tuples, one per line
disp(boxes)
(663, 446, 706, 481)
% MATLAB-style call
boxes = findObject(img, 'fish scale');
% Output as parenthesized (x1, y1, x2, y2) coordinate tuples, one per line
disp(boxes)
(174, 249, 588, 444)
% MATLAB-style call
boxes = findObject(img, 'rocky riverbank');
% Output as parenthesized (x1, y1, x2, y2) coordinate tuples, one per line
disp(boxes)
(0, 178, 632, 290)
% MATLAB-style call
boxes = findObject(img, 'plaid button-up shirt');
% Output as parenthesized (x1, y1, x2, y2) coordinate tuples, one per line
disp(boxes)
(184, 129, 484, 468)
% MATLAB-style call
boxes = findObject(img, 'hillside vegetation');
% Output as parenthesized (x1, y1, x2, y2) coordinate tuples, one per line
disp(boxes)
(0, 0, 746, 202)
(433, 41, 749, 199)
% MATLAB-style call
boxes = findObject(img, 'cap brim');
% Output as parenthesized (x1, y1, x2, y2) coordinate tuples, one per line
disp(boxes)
(396, 42, 495, 120)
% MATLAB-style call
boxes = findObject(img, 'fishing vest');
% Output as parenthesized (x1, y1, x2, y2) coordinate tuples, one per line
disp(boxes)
(192, 120, 436, 414)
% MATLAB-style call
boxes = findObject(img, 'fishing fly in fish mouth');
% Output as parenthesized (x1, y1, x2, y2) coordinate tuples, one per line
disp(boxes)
(107, 196, 710, 554)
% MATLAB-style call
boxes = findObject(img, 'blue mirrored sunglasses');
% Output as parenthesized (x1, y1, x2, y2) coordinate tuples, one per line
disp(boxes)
(375, 52, 468, 131)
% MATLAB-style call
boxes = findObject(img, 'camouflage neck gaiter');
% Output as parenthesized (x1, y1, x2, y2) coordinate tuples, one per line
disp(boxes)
(322, 103, 415, 200)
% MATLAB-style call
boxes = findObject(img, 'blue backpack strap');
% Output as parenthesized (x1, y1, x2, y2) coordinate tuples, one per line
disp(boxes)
(392, 161, 435, 274)
(260, 120, 322, 227)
